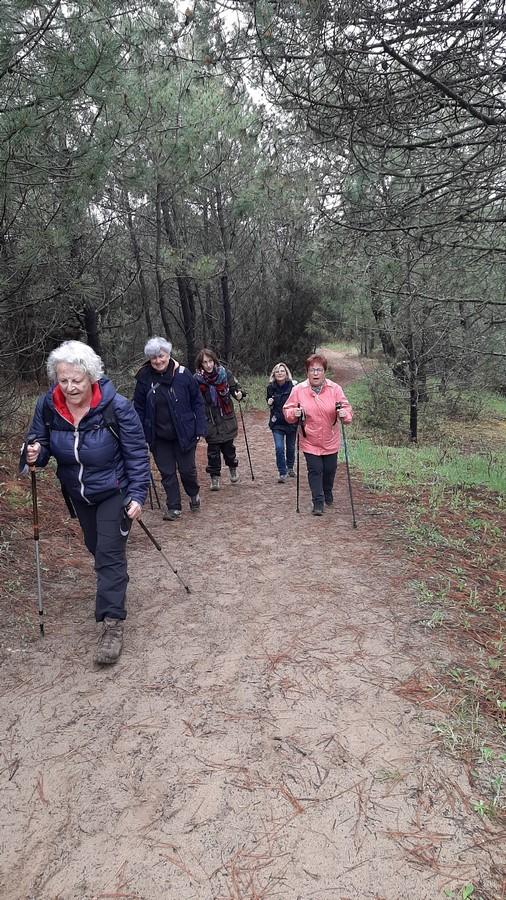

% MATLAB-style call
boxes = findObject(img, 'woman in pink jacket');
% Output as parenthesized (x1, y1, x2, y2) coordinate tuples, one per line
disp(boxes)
(283, 353, 353, 515)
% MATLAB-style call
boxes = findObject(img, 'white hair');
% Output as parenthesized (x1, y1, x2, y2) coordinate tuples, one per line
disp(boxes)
(144, 336, 173, 358)
(47, 340, 104, 383)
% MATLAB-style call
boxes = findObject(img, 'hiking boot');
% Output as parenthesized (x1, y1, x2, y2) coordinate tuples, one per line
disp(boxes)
(95, 617, 124, 665)
(278, 474, 287, 483)
(229, 467, 239, 484)
(287, 469, 295, 478)
(210, 476, 220, 491)
(312, 500, 324, 516)
(163, 508, 182, 521)
(189, 494, 201, 511)
(324, 492, 334, 506)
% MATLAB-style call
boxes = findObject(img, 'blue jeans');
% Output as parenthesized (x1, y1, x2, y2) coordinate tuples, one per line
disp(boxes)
(272, 430, 296, 476)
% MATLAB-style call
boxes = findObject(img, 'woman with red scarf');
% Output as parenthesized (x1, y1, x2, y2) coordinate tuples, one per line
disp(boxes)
(194, 348, 245, 491)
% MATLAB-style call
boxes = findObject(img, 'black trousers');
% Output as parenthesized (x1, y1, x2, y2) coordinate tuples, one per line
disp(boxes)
(304, 452, 338, 503)
(205, 439, 238, 476)
(72, 491, 131, 622)
(153, 438, 199, 509)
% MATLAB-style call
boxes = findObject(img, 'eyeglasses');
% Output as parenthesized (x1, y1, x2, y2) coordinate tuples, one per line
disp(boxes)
(309, 367, 324, 373)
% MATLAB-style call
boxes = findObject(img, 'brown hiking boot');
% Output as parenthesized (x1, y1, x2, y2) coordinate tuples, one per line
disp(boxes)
(95, 617, 124, 665)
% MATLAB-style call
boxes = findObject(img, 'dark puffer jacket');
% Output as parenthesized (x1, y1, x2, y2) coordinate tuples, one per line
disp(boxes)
(23, 378, 150, 505)
(266, 380, 297, 434)
(133, 361, 207, 452)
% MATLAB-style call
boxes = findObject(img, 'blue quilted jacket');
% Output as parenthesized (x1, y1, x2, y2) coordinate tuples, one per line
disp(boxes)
(24, 378, 150, 505)
(133, 361, 207, 452)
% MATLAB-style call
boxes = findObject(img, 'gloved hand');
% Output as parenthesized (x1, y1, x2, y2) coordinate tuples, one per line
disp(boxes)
(267, 397, 274, 406)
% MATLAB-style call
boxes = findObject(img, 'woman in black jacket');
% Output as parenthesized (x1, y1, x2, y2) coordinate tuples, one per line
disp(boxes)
(21, 340, 150, 666)
(194, 348, 245, 491)
(267, 362, 297, 483)
(133, 337, 207, 521)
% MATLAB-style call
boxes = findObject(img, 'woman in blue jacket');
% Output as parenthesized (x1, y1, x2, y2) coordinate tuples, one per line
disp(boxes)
(133, 337, 207, 521)
(21, 340, 150, 666)
(267, 362, 297, 482)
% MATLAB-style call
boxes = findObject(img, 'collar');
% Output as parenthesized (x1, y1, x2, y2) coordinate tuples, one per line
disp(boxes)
(52, 382, 102, 424)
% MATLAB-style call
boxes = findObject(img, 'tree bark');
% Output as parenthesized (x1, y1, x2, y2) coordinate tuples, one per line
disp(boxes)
(160, 191, 196, 367)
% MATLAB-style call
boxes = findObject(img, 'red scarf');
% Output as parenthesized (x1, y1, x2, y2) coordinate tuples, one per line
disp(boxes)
(196, 365, 232, 415)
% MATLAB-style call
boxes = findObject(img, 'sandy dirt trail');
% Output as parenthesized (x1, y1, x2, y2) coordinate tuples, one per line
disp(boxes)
(1, 352, 502, 899)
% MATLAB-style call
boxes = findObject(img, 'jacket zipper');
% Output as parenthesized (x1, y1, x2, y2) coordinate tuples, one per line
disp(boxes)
(73, 425, 90, 502)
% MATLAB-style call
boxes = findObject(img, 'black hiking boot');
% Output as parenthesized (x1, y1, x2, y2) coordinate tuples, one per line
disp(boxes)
(189, 494, 201, 511)
(312, 500, 324, 516)
(163, 508, 182, 521)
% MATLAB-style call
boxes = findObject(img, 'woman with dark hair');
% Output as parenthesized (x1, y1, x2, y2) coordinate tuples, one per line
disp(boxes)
(283, 353, 353, 515)
(194, 348, 245, 491)
(133, 337, 207, 521)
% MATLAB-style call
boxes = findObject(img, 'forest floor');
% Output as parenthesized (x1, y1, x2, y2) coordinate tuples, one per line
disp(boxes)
(0, 350, 504, 900)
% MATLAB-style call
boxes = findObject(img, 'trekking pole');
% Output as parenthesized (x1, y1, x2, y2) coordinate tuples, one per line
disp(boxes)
(148, 483, 154, 510)
(150, 471, 162, 509)
(239, 402, 255, 481)
(296, 406, 306, 514)
(335, 403, 357, 529)
(29, 466, 45, 636)
(136, 519, 191, 594)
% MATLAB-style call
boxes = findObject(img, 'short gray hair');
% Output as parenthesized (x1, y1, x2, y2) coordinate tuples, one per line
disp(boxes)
(47, 340, 104, 383)
(144, 336, 172, 358)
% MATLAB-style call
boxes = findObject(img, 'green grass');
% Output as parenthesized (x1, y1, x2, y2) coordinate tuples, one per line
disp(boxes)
(480, 391, 506, 418)
(347, 438, 506, 494)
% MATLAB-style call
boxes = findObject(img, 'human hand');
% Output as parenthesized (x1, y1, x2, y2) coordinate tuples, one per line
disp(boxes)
(26, 442, 41, 465)
(294, 407, 304, 418)
(339, 409, 347, 419)
(126, 500, 142, 520)
(236, 390, 243, 400)
(267, 397, 274, 406)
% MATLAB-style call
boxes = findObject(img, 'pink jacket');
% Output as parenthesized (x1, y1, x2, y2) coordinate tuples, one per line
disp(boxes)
(283, 378, 353, 455)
